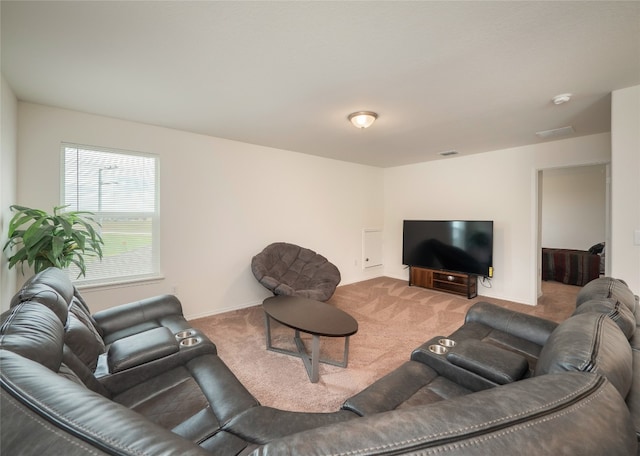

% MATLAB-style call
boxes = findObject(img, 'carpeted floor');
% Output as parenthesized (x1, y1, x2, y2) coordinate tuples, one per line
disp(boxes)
(190, 277, 579, 413)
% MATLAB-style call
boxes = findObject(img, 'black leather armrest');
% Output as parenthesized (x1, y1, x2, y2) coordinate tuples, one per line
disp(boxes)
(446, 340, 529, 384)
(93, 295, 184, 336)
(465, 301, 558, 346)
(411, 337, 498, 392)
(96, 331, 218, 395)
(107, 327, 179, 373)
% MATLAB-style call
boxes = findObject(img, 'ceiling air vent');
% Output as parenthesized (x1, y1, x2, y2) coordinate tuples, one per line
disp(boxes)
(535, 126, 575, 139)
(439, 150, 458, 157)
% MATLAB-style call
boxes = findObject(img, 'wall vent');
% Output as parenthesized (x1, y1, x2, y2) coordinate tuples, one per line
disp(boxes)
(535, 126, 575, 139)
(439, 150, 459, 156)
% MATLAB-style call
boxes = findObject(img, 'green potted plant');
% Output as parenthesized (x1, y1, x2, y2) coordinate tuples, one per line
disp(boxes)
(3, 204, 104, 278)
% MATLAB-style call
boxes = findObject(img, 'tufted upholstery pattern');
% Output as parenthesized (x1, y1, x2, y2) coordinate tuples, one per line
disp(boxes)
(251, 242, 341, 301)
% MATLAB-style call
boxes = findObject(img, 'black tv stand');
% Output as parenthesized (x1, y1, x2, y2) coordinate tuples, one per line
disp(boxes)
(409, 266, 477, 299)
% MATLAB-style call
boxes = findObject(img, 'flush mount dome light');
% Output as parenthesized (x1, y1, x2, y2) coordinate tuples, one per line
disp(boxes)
(348, 111, 378, 129)
(552, 93, 572, 105)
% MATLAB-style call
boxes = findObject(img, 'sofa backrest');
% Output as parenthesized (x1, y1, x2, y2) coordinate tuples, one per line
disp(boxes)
(11, 268, 106, 372)
(2, 299, 110, 397)
(577, 276, 638, 318)
(535, 312, 633, 398)
(0, 302, 65, 372)
(573, 296, 636, 339)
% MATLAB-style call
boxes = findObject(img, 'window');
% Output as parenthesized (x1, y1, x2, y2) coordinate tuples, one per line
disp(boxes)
(62, 143, 160, 285)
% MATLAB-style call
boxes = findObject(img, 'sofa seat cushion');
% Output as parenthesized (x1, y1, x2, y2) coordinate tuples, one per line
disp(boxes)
(101, 315, 191, 346)
(113, 354, 259, 444)
(342, 360, 470, 416)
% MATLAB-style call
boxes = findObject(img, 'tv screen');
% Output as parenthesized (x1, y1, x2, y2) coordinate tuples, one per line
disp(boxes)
(402, 220, 493, 277)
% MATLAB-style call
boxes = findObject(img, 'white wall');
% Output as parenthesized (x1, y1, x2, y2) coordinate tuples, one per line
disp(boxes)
(611, 85, 640, 292)
(16, 102, 384, 318)
(12, 97, 637, 315)
(541, 165, 606, 250)
(383, 133, 611, 305)
(0, 74, 18, 312)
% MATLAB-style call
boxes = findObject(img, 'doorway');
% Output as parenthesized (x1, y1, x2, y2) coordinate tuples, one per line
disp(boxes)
(536, 163, 610, 298)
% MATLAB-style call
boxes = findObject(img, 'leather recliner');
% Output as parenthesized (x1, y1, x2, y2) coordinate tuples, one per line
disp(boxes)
(1, 272, 638, 455)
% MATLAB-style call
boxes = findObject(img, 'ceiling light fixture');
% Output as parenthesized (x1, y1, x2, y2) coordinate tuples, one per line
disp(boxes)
(552, 93, 572, 105)
(348, 111, 378, 129)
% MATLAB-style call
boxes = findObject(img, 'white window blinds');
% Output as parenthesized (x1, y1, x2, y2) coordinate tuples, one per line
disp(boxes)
(62, 143, 160, 285)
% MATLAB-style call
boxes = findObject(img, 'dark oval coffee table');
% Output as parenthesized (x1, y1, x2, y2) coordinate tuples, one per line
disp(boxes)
(262, 295, 358, 383)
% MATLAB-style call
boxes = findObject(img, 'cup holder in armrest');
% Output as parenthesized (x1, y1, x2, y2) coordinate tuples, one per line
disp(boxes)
(179, 336, 202, 347)
(412, 336, 510, 392)
(428, 344, 448, 355)
(428, 337, 457, 355)
(439, 338, 456, 348)
(175, 329, 197, 340)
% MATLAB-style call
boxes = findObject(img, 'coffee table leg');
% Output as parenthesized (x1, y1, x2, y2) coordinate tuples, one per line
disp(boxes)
(343, 336, 350, 366)
(264, 313, 273, 350)
(310, 334, 320, 383)
(265, 323, 349, 383)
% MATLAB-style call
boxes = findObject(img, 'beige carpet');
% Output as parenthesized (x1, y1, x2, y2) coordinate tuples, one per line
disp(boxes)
(190, 277, 579, 413)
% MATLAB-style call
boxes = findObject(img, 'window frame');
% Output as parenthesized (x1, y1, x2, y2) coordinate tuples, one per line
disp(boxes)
(60, 142, 161, 287)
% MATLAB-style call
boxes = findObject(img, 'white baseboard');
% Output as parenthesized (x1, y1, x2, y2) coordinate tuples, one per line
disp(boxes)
(186, 299, 263, 321)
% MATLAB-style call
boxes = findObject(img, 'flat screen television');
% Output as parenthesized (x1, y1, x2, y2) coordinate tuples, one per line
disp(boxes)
(402, 220, 494, 277)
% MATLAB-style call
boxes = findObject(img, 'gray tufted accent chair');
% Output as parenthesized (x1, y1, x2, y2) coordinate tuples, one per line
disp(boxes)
(251, 242, 341, 301)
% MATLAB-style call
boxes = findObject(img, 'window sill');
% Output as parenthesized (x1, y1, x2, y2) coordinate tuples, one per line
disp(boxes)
(75, 275, 165, 292)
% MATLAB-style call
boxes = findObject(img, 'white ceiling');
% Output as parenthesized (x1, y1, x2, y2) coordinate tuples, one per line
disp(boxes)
(2, 1, 639, 168)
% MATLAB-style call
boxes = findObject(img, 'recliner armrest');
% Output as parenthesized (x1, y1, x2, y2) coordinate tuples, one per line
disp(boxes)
(464, 301, 558, 347)
(93, 295, 184, 337)
(446, 339, 529, 384)
(107, 327, 179, 373)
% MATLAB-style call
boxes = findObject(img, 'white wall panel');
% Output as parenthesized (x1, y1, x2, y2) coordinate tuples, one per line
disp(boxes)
(383, 133, 611, 305)
(541, 165, 607, 250)
(611, 85, 640, 292)
(0, 75, 18, 312)
(16, 102, 384, 318)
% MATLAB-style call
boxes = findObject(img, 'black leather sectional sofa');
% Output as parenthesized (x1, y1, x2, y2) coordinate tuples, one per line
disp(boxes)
(1, 267, 638, 455)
